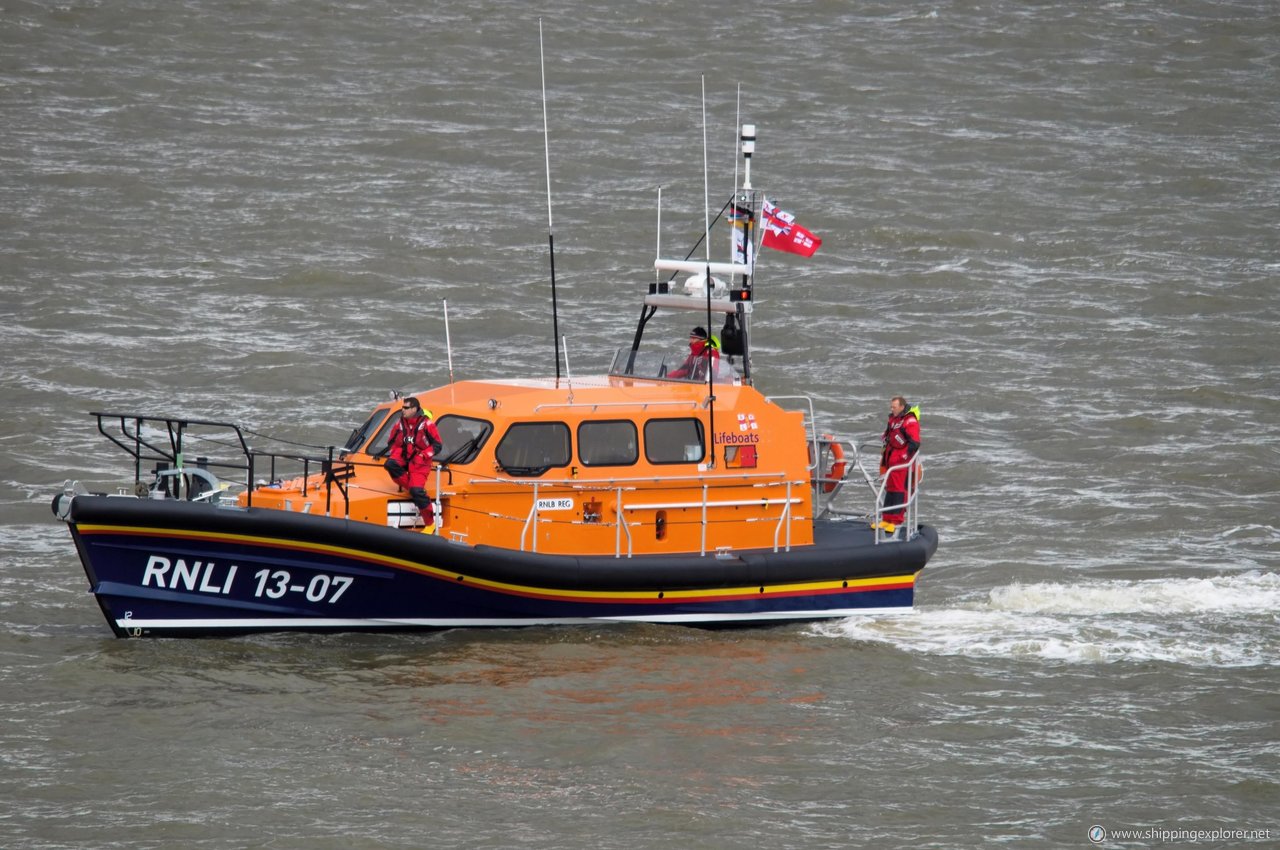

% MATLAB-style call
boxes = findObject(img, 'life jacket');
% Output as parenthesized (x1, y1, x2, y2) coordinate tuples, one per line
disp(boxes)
(881, 408, 921, 464)
(670, 338, 721, 379)
(396, 415, 442, 463)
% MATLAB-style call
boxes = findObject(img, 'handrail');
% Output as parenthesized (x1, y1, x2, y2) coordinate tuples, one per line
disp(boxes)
(520, 482, 541, 552)
(490, 473, 807, 557)
(88, 411, 924, 552)
(615, 485, 629, 557)
(92, 412, 254, 500)
(89, 411, 351, 507)
(871, 454, 924, 543)
(466, 469, 787, 488)
(533, 399, 700, 413)
(809, 435, 882, 519)
(622, 496, 802, 511)
(801, 427, 927, 543)
(774, 480, 794, 551)
(700, 483, 708, 555)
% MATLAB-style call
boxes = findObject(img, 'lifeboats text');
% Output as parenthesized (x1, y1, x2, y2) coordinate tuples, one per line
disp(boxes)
(715, 431, 760, 445)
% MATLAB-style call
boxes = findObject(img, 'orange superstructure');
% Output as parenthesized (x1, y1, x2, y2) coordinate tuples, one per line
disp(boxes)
(244, 375, 815, 557)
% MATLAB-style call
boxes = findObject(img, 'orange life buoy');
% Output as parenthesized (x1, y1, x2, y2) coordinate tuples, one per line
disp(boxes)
(822, 434, 846, 493)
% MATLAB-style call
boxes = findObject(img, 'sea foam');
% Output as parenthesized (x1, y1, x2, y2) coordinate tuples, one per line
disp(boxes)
(814, 571, 1279, 668)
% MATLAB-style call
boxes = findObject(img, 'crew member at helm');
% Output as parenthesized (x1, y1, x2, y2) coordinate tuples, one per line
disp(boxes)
(667, 326, 721, 379)
(878, 395, 921, 534)
(385, 396, 443, 534)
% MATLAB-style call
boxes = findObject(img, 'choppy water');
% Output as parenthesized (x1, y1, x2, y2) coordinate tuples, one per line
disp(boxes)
(2, 1, 1278, 848)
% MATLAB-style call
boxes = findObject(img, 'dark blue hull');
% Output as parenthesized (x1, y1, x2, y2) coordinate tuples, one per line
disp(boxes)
(61, 496, 936, 637)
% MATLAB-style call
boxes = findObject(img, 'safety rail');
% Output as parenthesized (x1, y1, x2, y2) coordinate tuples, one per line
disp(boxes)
(808, 435, 924, 543)
(89, 412, 357, 515)
(533, 399, 700, 413)
(870, 455, 924, 542)
(767, 396, 881, 513)
(810, 436, 881, 517)
(461, 470, 805, 557)
(89, 412, 922, 547)
(758, 397, 926, 543)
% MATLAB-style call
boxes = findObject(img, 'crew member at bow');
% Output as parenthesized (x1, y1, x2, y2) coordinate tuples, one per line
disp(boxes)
(385, 397, 444, 534)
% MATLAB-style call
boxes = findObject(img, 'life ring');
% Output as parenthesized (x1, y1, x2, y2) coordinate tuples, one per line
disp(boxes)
(822, 434, 846, 493)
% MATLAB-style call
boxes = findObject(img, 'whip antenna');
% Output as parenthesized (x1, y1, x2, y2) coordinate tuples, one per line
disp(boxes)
(539, 19, 562, 382)
(443, 298, 455, 384)
(701, 75, 716, 468)
(734, 85, 741, 194)
(702, 76, 711, 269)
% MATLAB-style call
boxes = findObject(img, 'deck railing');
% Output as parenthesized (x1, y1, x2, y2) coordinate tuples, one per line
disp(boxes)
(89, 410, 923, 548)
(810, 435, 924, 543)
(762, 396, 926, 544)
(461, 471, 805, 557)
(89, 411, 356, 514)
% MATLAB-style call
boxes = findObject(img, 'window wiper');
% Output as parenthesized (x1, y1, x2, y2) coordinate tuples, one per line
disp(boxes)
(500, 465, 549, 477)
(442, 435, 480, 465)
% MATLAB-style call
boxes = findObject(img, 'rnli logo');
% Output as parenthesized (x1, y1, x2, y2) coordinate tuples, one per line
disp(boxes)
(141, 555, 237, 595)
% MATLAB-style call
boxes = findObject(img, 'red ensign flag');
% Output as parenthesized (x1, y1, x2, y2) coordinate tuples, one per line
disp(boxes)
(761, 198, 821, 257)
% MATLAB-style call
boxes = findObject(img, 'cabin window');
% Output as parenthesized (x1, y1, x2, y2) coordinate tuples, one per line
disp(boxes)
(343, 408, 391, 455)
(367, 409, 492, 463)
(495, 422, 571, 476)
(435, 415, 493, 465)
(368, 409, 403, 458)
(644, 418, 705, 464)
(578, 420, 638, 467)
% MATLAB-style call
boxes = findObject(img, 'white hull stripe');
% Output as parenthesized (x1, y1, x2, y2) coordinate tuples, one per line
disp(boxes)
(115, 607, 911, 630)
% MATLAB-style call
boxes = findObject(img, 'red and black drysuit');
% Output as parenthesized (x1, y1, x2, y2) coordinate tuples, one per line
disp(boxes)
(667, 338, 720, 379)
(880, 408, 921, 525)
(386, 411, 443, 527)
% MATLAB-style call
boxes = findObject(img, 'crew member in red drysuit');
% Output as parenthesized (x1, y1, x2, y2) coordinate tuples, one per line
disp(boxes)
(385, 396, 443, 534)
(878, 395, 921, 531)
(667, 326, 720, 379)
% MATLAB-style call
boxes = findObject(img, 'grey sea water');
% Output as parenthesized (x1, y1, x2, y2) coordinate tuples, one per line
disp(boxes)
(2, 1, 1277, 848)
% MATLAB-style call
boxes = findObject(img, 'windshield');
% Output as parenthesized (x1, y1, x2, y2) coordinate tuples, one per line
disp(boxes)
(367, 409, 403, 458)
(355, 409, 493, 463)
(342, 408, 392, 455)
(608, 347, 737, 382)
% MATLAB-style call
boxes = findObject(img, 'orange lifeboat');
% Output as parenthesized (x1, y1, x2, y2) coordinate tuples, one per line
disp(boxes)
(51, 119, 938, 638)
